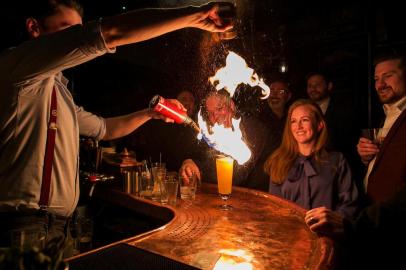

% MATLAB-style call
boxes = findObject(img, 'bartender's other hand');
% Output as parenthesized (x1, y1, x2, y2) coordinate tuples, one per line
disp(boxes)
(357, 137, 379, 165)
(192, 2, 234, 32)
(305, 207, 345, 237)
(179, 159, 201, 184)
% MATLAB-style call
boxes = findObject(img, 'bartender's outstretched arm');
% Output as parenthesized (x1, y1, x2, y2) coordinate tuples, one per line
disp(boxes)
(102, 2, 234, 48)
(103, 99, 185, 140)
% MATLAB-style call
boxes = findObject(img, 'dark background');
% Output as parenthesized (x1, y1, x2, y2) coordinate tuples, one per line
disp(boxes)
(3, 0, 406, 127)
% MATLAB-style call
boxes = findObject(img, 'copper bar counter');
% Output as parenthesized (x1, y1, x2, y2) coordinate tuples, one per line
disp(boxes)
(71, 184, 334, 270)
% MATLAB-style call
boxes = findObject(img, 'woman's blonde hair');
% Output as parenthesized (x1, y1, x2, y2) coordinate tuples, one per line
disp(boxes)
(264, 99, 328, 184)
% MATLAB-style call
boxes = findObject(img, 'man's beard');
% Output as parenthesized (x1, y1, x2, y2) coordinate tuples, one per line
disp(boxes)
(310, 92, 328, 102)
(378, 87, 402, 104)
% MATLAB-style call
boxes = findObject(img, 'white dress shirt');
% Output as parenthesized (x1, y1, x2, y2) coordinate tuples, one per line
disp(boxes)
(0, 21, 115, 216)
(363, 96, 406, 190)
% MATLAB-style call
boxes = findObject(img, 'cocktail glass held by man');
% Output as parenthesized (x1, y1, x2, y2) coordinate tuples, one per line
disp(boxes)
(361, 128, 388, 148)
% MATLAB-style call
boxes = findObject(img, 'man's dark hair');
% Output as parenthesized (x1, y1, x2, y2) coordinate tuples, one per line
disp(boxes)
(305, 70, 332, 84)
(25, 0, 84, 20)
(8, 0, 84, 44)
(373, 47, 406, 70)
(270, 77, 291, 91)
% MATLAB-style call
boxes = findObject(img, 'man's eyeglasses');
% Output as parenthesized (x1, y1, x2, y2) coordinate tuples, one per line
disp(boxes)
(269, 89, 287, 95)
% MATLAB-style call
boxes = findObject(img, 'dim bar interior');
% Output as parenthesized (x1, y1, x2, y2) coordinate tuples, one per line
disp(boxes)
(1, 0, 405, 269)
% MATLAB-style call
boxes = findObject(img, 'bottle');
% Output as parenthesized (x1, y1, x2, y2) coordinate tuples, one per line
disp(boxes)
(149, 95, 200, 132)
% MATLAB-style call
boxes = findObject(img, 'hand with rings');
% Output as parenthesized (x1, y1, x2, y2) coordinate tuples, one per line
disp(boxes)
(304, 207, 346, 236)
(306, 215, 319, 226)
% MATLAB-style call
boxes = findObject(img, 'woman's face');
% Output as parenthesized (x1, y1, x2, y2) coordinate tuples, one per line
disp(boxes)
(290, 105, 319, 146)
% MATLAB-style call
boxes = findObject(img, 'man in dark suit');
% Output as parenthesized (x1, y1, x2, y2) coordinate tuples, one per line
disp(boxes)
(306, 72, 362, 190)
(253, 78, 292, 191)
(357, 52, 406, 204)
(303, 50, 406, 270)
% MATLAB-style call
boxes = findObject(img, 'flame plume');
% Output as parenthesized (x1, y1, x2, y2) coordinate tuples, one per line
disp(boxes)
(198, 51, 268, 165)
(197, 111, 251, 165)
(209, 51, 270, 99)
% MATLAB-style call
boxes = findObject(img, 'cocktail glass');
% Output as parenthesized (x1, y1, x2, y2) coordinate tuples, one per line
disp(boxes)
(216, 155, 234, 210)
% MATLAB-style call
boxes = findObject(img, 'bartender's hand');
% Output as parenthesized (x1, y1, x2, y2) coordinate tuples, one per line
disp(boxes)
(304, 207, 345, 237)
(149, 99, 187, 123)
(179, 159, 201, 183)
(357, 137, 379, 165)
(192, 2, 235, 32)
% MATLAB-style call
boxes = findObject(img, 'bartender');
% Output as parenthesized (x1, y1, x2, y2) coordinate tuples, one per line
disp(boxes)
(0, 0, 234, 247)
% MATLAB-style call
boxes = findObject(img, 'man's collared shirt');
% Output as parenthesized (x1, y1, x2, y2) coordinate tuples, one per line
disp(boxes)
(0, 21, 115, 216)
(364, 96, 406, 190)
(316, 97, 330, 115)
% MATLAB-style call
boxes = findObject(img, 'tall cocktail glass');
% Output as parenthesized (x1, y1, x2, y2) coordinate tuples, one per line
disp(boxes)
(216, 155, 234, 210)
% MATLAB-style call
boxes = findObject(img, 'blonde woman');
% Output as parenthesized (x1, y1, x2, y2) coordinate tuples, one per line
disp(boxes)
(264, 99, 359, 221)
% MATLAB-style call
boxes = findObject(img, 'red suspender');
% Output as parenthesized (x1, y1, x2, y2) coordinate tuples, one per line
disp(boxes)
(39, 87, 57, 208)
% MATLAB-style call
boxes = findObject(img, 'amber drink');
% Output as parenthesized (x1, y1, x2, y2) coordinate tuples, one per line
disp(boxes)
(216, 156, 234, 210)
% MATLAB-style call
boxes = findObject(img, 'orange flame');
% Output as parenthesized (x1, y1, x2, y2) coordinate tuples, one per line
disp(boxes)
(197, 51, 268, 165)
(197, 111, 251, 165)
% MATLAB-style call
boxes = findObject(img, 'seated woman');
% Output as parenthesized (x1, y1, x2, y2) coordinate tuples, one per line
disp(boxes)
(264, 99, 359, 219)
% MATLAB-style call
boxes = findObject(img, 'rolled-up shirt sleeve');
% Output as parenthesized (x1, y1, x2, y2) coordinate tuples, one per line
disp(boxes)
(9, 20, 115, 87)
(76, 105, 106, 141)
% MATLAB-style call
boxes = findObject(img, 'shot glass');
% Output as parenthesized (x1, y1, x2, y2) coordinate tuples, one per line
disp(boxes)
(160, 178, 179, 206)
(139, 171, 153, 199)
(180, 172, 198, 200)
(166, 171, 178, 181)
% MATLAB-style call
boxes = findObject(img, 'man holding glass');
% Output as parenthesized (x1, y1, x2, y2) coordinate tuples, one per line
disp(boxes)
(306, 49, 406, 270)
(357, 50, 406, 204)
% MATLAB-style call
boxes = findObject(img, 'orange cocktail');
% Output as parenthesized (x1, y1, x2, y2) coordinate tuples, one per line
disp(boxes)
(216, 156, 234, 210)
(216, 156, 234, 194)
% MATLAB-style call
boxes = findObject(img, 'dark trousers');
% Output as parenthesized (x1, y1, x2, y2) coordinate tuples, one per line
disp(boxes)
(0, 210, 69, 249)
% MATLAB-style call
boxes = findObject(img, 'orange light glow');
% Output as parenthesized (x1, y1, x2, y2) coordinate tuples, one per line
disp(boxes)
(197, 113, 251, 165)
(213, 249, 254, 270)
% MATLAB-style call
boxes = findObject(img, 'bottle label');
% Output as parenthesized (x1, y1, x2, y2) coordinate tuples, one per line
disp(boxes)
(150, 95, 187, 124)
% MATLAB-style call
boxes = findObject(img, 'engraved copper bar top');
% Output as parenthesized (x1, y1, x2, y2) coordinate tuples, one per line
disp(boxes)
(93, 184, 334, 270)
